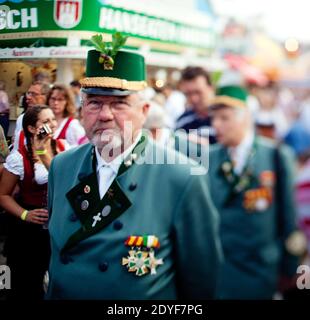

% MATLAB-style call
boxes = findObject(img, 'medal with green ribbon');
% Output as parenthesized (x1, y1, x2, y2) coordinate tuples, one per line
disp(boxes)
(122, 235, 163, 276)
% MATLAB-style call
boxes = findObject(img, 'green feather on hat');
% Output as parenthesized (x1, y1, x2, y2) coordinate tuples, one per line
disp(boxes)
(90, 32, 128, 70)
(80, 32, 147, 95)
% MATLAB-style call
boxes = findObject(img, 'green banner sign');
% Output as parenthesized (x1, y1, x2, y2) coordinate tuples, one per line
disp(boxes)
(0, 0, 215, 51)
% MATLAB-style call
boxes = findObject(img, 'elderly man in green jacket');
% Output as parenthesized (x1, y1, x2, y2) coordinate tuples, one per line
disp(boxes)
(45, 34, 222, 300)
(207, 85, 304, 299)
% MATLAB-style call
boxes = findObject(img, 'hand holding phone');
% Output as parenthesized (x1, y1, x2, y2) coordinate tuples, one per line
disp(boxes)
(37, 123, 53, 140)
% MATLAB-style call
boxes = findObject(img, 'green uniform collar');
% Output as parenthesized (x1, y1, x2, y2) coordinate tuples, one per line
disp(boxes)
(62, 133, 148, 254)
(219, 137, 259, 206)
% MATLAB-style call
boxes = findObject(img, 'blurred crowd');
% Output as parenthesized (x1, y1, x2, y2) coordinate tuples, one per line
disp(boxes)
(0, 64, 310, 299)
(144, 69, 310, 266)
(141, 67, 310, 284)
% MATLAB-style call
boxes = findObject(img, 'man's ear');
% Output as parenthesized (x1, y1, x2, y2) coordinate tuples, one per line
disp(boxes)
(142, 103, 150, 116)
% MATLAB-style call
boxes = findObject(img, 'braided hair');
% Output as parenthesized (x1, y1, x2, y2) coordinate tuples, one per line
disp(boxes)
(22, 105, 57, 170)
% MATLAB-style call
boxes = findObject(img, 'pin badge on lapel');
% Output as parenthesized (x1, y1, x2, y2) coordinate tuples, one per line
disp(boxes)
(122, 235, 163, 276)
(91, 205, 112, 228)
(222, 161, 232, 173)
(124, 160, 132, 167)
(92, 212, 102, 227)
(84, 185, 91, 194)
(124, 153, 138, 167)
(81, 200, 89, 211)
(101, 205, 111, 217)
(221, 161, 234, 183)
(107, 188, 114, 198)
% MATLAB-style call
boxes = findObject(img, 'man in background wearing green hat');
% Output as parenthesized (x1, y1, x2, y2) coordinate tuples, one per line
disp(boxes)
(45, 34, 222, 299)
(207, 85, 304, 299)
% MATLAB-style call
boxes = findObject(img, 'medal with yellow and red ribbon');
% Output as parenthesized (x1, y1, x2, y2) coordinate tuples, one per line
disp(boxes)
(243, 187, 272, 211)
(122, 235, 163, 276)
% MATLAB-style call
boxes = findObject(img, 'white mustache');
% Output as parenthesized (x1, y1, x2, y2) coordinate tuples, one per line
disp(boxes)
(91, 129, 123, 148)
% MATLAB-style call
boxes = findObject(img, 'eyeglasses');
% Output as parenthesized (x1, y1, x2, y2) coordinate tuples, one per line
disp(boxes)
(83, 99, 131, 114)
(26, 91, 42, 97)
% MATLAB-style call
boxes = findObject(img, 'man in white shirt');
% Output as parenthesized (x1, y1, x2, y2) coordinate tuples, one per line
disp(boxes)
(161, 83, 186, 129)
(13, 81, 50, 150)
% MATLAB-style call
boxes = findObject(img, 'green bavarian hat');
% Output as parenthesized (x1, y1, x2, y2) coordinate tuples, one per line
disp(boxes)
(80, 33, 147, 96)
(209, 85, 248, 109)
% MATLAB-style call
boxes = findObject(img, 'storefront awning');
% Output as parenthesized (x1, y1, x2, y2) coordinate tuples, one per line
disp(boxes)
(0, 0, 216, 53)
(0, 45, 227, 70)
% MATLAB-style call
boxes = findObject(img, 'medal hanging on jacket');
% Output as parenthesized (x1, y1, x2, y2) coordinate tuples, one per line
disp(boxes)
(122, 235, 164, 276)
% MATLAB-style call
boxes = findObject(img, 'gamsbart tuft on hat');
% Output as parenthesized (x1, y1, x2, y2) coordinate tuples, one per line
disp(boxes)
(80, 32, 147, 96)
(209, 85, 248, 109)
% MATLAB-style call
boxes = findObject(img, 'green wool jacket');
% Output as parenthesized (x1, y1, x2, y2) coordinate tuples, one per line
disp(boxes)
(46, 138, 222, 300)
(208, 137, 299, 299)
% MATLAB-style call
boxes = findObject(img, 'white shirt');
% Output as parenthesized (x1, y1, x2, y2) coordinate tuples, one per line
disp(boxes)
(228, 131, 255, 176)
(95, 132, 142, 199)
(4, 143, 70, 184)
(4, 150, 48, 184)
(12, 114, 24, 151)
(53, 117, 86, 147)
(165, 91, 186, 129)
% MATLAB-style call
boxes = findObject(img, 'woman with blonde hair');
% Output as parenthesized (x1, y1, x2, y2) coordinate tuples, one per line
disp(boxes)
(47, 84, 86, 146)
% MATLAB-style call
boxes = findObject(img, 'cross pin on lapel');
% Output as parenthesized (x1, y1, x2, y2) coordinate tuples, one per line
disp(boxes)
(92, 212, 102, 227)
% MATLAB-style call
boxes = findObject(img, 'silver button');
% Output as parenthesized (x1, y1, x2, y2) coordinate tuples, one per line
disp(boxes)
(81, 200, 89, 211)
(101, 205, 111, 217)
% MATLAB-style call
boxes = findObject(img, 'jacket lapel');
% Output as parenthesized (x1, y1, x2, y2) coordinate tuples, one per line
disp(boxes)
(216, 143, 259, 206)
(61, 134, 148, 254)
(213, 147, 233, 206)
